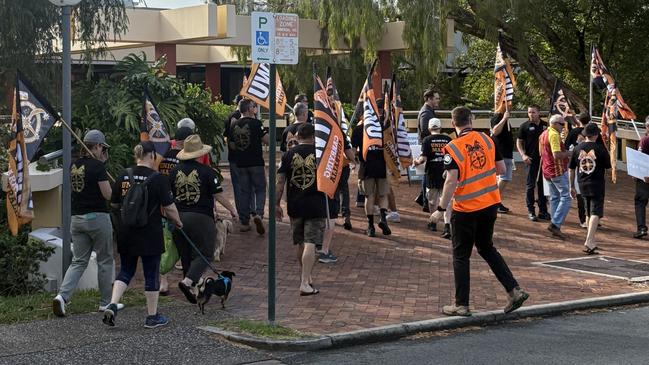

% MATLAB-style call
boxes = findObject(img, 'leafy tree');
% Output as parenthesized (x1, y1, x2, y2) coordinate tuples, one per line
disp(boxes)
(0, 0, 128, 112)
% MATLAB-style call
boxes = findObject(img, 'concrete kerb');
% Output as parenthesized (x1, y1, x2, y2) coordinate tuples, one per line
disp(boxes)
(199, 291, 649, 351)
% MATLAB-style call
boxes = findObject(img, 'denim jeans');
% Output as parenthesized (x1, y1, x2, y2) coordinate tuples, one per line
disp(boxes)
(115, 253, 161, 291)
(547, 173, 572, 228)
(234, 165, 266, 225)
(59, 212, 114, 306)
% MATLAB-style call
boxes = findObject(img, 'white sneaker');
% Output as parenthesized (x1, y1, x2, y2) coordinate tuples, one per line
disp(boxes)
(99, 303, 125, 312)
(52, 294, 66, 317)
(386, 211, 401, 223)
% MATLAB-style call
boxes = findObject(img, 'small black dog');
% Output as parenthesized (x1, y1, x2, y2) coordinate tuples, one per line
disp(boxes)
(196, 271, 235, 314)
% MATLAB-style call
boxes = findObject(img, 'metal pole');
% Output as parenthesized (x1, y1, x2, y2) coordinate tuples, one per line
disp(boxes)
(267, 63, 277, 325)
(61, 5, 73, 274)
(589, 44, 593, 116)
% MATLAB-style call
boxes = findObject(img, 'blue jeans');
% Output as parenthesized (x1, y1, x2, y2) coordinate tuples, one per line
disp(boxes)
(547, 173, 572, 228)
(116, 254, 161, 292)
(234, 165, 266, 225)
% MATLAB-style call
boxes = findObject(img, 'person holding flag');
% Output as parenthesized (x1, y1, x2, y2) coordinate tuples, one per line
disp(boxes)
(492, 36, 517, 214)
(53, 130, 118, 317)
(351, 64, 392, 237)
(230, 98, 269, 235)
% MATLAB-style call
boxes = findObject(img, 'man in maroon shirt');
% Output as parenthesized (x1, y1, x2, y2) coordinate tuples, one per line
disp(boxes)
(633, 117, 649, 238)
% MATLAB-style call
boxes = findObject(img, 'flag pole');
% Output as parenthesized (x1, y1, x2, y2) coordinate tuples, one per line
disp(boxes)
(631, 119, 642, 140)
(57, 117, 115, 183)
(589, 44, 593, 116)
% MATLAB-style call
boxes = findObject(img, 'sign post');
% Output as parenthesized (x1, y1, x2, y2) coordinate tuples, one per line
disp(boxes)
(251, 11, 298, 326)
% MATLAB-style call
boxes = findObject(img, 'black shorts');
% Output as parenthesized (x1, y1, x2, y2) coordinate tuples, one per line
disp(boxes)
(583, 195, 604, 218)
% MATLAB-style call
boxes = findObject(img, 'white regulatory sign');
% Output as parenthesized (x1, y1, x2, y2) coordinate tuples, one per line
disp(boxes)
(251, 12, 299, 65)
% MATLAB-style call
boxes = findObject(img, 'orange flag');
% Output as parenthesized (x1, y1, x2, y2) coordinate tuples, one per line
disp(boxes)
(494, 37, 516, 114)
(314, 71, 345, 199)
(239, 63, 287, 116)
(361, 62, 383, 160)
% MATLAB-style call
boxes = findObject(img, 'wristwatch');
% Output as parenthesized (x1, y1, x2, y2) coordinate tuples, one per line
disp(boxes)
(436, 206, 446, 212)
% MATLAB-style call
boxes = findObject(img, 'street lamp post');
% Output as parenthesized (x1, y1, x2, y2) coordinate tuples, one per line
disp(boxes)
(49, 0, 82, 275)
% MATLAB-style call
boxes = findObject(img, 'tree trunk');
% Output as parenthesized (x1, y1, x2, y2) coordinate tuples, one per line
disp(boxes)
(451, 8, 588, 112)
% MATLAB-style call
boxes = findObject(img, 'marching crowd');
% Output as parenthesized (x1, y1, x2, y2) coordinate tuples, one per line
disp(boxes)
(48, 86, 649, 326)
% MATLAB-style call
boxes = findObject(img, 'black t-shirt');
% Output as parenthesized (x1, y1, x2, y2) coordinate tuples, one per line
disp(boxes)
(445, 130, 502, 171)
(422, 134, 452, 189)
(71, 157, 109, 215)
(159, 148, 180, 176)
(170, 160, 222, 218)
(111, 166, 174, 256)
(278, 144, 327, 219)
(517, 120, 547, 160)
(224, 110, 242, 162)
(228, 116, 267, 167)
(280, 123, 302, 152)
(417, 104, 436, 142)
(351, 123, 386, 179)
(490, 114, 513, 159)
(565, 127, 583, 151)
(568, 141, 611, 197)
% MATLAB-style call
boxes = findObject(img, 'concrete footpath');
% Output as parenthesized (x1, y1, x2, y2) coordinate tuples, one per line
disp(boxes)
(3, 166, 649, 361)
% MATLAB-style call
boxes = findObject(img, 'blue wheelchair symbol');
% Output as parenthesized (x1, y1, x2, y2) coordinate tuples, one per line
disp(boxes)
(256, 31, 269, 46)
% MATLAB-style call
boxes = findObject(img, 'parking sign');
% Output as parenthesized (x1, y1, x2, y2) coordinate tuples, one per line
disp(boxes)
(251, 12, 299, 65)
(251, 12, 274, 63)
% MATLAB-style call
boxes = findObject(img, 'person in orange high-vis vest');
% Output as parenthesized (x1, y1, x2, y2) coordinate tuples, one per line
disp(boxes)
(430, 106, 529, 317)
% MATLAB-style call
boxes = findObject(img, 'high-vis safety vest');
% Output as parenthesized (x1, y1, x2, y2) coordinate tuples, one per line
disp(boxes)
(444, 130, 501, 212)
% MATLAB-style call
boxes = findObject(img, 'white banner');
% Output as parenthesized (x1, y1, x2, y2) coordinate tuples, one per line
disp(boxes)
(626, 147, 649, 180)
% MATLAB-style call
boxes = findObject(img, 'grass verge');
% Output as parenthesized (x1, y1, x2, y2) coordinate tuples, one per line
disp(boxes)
(0, 289, 171, 325)
(212, 319, 306, 340)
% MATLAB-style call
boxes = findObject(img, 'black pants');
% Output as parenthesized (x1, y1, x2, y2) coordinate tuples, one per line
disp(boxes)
(173, 212, 216, 283)
(333, 166, 351, 218)
(451, 204, 519, 306)
(635, 179, 649, 230)
(526, 158, 548, 214)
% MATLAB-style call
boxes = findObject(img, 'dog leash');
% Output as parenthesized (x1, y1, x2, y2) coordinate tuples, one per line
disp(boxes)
(176, 226, 223, 278)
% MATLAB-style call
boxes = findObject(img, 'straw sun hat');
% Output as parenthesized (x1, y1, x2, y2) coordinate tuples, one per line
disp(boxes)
(177, 134, 212, 160)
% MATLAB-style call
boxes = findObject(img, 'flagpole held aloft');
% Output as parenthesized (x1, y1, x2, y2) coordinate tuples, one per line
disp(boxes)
(57, 117, 115, 183)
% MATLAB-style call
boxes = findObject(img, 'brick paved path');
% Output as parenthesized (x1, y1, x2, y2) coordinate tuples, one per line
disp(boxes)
(164, 165, 649, 335)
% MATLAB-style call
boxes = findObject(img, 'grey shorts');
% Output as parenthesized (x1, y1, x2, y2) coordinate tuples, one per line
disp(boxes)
(498, 158, 514, 182)
(290, 217, 326, 246)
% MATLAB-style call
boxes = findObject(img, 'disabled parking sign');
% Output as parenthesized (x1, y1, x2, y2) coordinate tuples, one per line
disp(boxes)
(251, 12, 299, 65)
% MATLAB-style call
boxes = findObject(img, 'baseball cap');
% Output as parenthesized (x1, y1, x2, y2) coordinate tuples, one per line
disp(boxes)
(139, 141, 156, 154)
(177, 117, 195, 131)
(175, 126, 193, 142)
(428, 118, 442, 130)
(83, 129, 110, 148)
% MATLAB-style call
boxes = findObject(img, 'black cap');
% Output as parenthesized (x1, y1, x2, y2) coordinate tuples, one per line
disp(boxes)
(140, 141, 156, 154)
(583, 122, 600, 137)
(175, 126, 193, 142)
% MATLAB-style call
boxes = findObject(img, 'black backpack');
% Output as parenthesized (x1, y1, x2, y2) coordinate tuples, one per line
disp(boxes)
(120, 168, 159, 228)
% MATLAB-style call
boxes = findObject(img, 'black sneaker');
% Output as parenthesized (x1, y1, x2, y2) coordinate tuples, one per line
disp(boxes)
(253, 216, 265, 235)
(497, 204, 510, 214)
(318, 251, 338, 263)
(528, 213, 538, 222)
(422, 205, 430, 213)
(366, 226, 376, 237)
(102, 303, 118, 327)
(343, 217, 352, 230)
(633, 228, 648, 239)
(547, 223, 566, 240)
(427, 222, 437, 232)
(537, 212, 551, 221)
(178, 282, 197, 304)
(441, 224, 451, 239)
(378, 221, 391, 235)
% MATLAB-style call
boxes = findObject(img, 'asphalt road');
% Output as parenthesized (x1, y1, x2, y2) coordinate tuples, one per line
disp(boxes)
(274, 305, 649, 365)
